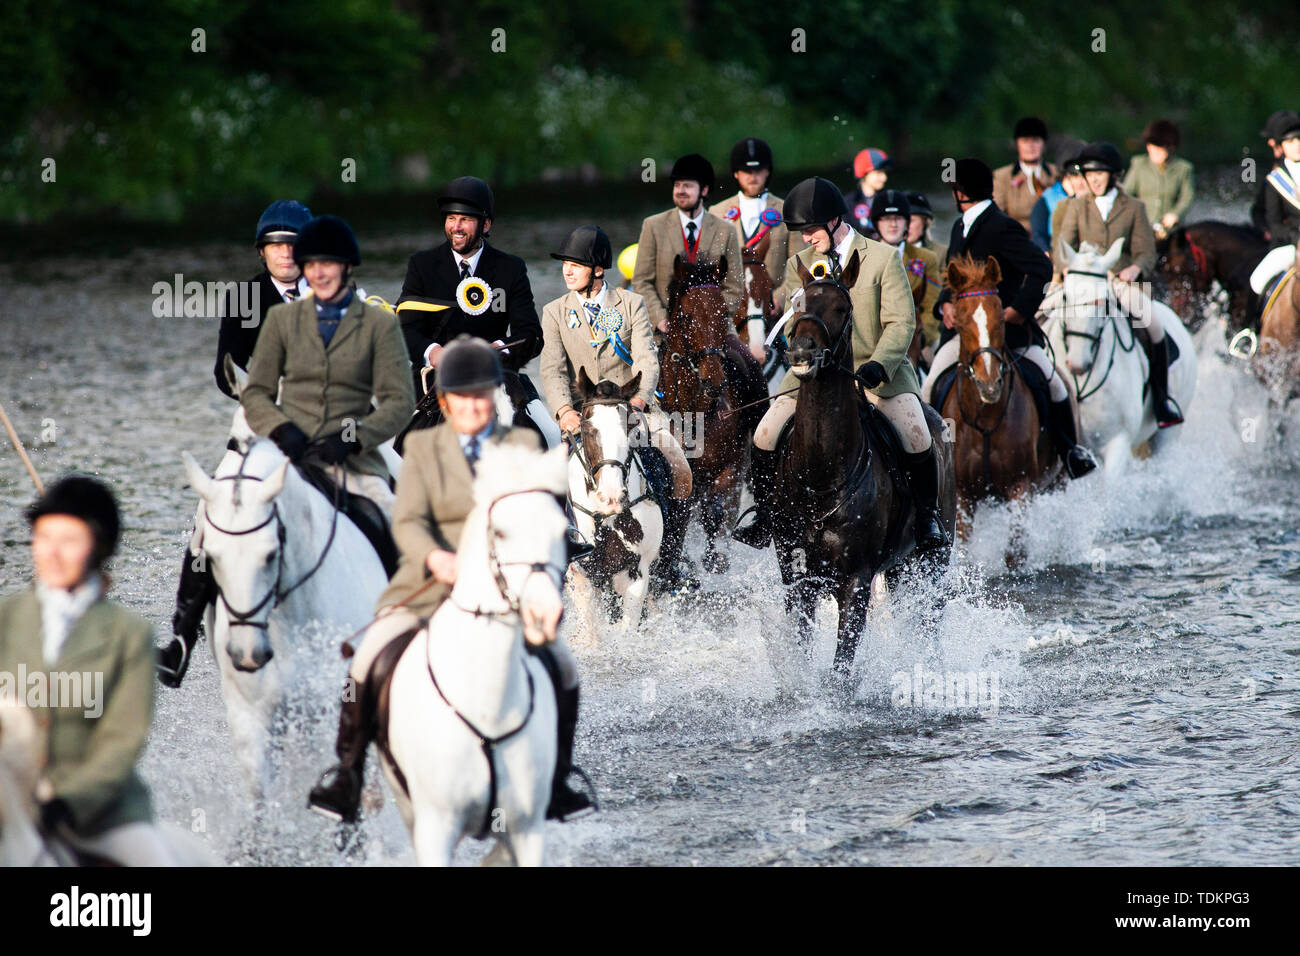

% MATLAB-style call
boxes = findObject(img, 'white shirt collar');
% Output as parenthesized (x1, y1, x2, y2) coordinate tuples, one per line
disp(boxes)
(678, 208, 705, 233)
(577, 283, 608, 311)
(458, 423, 493, 454)
(270, 275, 309, 300)
(1284, 158, 1300, 181)
(1020, 161, 1042, 180)
(833, 227, 857, 264)
(737, 192, 768, 233)
(1094, 187, 1119, 219)
(36, 574, 102, 665)
(962, 200, 992, 234)
(455, 244, 486, 275)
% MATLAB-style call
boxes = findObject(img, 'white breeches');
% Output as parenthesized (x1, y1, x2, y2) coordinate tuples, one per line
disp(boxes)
(754, 389, 932, 454)
(923, 338, 1069, 404)
(1251, 245, 1296, 295)
(72, 822, 184, 867)
(348, 606, 579, 690)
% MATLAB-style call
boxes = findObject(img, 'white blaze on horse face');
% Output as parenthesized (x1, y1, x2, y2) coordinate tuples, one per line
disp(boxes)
(589, 404, 629, 514)
(745, 263, 762, 315)
(973, 303, 992, 376)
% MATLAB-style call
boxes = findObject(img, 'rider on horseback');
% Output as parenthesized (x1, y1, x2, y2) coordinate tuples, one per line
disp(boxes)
(906, 191, 948, 264)
(1053, 142, 1183, 427)
(734, 176, 948, 553)
(1250, 111, 1300, 303)
(308, 337, 594, 824)
(539, 225, 692, 500)
(993, 116, 1057, 235)
(921, 158, 1099, 478)
(161, 215, 415, 687)
(844, 147, 892, 235)
(872, 189, 943, 357)
(709, 137, 807, 361)
(395, 176, 544, 399)
(2, 477, 181, 864)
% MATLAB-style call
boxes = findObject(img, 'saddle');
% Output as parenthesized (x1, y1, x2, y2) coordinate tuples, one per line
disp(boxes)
(295, 462, 399, 577)
(930, 353, 1053, 429)
(774, 399, 909, 502)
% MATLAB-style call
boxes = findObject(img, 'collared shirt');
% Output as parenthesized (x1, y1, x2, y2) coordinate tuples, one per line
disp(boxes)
(457, 423, 493, 464)
(36, 574, 102, 666)
(1020, 162, 1042, 183)
(677, 208, 705, 244)
(454, 244, 486, 276)
(738, 192, 768, 235)
(576, 282, 608, 322)
(961, 199, 992, 236)
(1094, 187, 1118, 221)
(1284, 159, 1300, 185)
(833, 227, 856, 265)
(271, 275, 309, 303)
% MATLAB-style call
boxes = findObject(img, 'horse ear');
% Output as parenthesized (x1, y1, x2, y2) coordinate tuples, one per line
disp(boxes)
(1058, 241, 1079, 269)
(946, 258, 966, 292)
(223, 353, 247, 397)
(255, 458, 290, 504)
(1102, 237, 1126, 271)
(982, 256, 1002, 287)
(840, 249, 861, 289)
(795, 256, 814, 288)
(576, 367, 595, 400)
(620, 372, 642, 401)
(672, 255, 688, 282)
(182, 451, 216, 501)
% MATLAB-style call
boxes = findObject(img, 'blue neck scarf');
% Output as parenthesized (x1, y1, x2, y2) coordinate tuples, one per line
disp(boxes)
(315, 287, 354, 345)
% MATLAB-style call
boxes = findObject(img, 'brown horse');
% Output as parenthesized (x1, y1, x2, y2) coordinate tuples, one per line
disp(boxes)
(1254, 245, 1300, 399)
(940, 255, 1063, 539)
(660, 254, 764, 577)
(1157, 221, 1268, 333)
(734, 231, 791, 383)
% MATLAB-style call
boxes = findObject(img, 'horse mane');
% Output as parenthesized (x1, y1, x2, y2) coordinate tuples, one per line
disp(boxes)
(1183, 220, 1267, 244)
(946, 253, 987, 292)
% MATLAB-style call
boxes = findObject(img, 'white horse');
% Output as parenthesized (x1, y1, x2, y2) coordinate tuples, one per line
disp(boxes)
(181, 438, 387, 798)
(381, 443, 570, 866)
(0, 698, 214, 866)
(1043, 239, 1198, 473)
(566, 371, 664, 630)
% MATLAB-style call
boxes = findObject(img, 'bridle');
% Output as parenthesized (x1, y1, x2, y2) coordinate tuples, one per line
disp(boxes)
(451, 488, 567, 621)
(953, 288, 1012, 406)
(1058, 270, 1139, 402)
(200, 441, 342, 631)
(567, 398, 656, 530)
(666, 279, 729, 403)
(787, 277, 856, 376)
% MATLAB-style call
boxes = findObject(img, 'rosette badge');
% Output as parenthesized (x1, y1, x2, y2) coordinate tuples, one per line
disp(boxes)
(456, 275, 493, 315)
(810, 260, 831, 280)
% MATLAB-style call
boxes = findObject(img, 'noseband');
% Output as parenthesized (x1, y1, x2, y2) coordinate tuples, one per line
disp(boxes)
(451, 488, 567, 621)
(788, 278, 855, 375)
(954, 288, 1011, 405)
(666, 280, 728, 401)
(200, 442, 341, 630)
(567, 398, 657, 531)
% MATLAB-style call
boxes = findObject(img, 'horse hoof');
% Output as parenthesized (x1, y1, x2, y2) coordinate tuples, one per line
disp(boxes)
(702, 550, 730, 574)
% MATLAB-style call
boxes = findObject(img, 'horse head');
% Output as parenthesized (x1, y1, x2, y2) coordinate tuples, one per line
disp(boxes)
(183, 441, 290, 673)
(1156, 225, 1208, 316)
(573, 368, 642, 515)
(741, 233, 774, 319)
(665, 255, 730, 401)
(947, 254, 1008, 403)
(1059, 238, 1125, 374)
(786, 249, 860, 379)
(469, 444, 570, 647)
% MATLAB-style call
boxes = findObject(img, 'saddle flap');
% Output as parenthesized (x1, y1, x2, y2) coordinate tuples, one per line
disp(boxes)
(294, 462, 399, 577)
(371, 623, 423, 752)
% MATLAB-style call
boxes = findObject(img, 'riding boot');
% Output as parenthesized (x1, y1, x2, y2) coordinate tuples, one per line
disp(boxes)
(307, 687, 370, 824)
(1048, 398, 1098, 479)
(1144, 337, 1184, 428)
(902, 446, 948, 554)
(547, 685, 597, 821)
(733, 445, 777, 549)
(651, 497, 700, 594)
(158, 551, 217, 688)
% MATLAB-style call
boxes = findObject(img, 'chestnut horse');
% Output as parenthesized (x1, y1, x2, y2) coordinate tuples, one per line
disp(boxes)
(661, 255, 763, 575)
(1157, 221, 1268, 333)
(940, 255, 1064, 539)
(1254, 246, 1300, 399)
(772, 252, 956, 677)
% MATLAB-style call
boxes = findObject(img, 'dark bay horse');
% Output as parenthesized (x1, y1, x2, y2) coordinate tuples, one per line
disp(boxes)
(1255, 245, 1300, 399)
(1157, 221, 1268, 333)
(661, 255, 765, 575)
(772, 252, 956, 676)
(940, 255, 1063, 540)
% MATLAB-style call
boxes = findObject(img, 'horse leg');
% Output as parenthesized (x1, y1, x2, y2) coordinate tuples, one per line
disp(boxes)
(411, 809, 458, 867)
(1100, 433, 1131, 478)
(503, 826, 545, 867)
(785, 576, 817, 654)
(700, 465, 740, 574)
(832, 571, 871, 679)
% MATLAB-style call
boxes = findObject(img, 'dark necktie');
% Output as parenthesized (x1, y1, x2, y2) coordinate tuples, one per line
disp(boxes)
(460, 260, 471, 280)
(283, 286, 298, 303)
(465, 435, 481, 471)
(583, 300, 599, 325)
(828, 249, 843, 282)
(686, 221, 697, 251)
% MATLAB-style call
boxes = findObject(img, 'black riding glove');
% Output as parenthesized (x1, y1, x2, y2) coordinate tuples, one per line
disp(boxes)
(39, 797, 73, 834)
(270, 422, 310, 462)
(313, 430, 362, 465)
(855, 361, 887, 390)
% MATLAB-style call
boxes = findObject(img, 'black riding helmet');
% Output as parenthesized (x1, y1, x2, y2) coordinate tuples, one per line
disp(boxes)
(551, 225, 613, 269)
(870, 189, 911, 224)
(1013, 116, 1049, 141)
(730, 137, 773, 175)
(26, 474, 122, 570)
(669, 154, 715, 194)
(783, 177, 848, 230)
(293, 215, 361, 266)
(438, 176, 495, 220)
(255, 200, 312, 246)
(437, 335, 503, 393)
(906, 191, 934, 220)
(1077, 142, 1125, 175)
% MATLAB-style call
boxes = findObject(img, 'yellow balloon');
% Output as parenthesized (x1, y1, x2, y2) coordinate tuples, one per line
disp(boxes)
(617, 243, 638, 281)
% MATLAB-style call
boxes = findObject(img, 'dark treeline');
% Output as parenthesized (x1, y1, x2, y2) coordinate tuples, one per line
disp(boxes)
(2, 0, 1295, 227)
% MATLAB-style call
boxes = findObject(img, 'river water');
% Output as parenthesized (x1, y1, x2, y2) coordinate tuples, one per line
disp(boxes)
(1, 200, 1297, 866)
